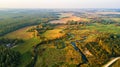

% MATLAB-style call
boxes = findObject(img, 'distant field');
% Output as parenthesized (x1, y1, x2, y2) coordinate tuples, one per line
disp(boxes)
(96, 12, 120, 14)
(50, 13, 90, 24)
(59, 13, 74, 18)
(3, 26, 35, 40)
(61, 16, 90, 22)
(110, 18, 120, 22)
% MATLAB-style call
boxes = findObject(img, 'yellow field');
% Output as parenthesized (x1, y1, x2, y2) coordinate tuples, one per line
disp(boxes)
(42, 29, 65, 40)
(61, 16, 89, 22)
(3, 26, 35, 40)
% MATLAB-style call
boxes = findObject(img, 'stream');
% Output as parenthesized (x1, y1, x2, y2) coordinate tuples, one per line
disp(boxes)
(71, 41, 88, 67)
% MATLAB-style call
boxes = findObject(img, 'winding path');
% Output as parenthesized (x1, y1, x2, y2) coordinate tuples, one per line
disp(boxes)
(102, 57, 120, 67)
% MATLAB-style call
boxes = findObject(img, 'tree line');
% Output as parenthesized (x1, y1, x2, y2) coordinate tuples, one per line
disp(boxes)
(0, 10, 58, 36)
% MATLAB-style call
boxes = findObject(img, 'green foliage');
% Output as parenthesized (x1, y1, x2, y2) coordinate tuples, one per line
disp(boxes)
(0, 46, 21, 67)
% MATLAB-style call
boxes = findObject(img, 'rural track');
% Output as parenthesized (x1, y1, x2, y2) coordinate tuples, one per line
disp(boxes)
(102, 57, 120, 67)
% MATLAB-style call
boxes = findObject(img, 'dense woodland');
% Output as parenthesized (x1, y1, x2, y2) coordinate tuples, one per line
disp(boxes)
(0, 9, 58, 36)
(0, 38, 24, 47)
(0, 46, 21, 67)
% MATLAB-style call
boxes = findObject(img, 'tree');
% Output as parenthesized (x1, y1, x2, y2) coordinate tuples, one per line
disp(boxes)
(0, 46, 21, 67)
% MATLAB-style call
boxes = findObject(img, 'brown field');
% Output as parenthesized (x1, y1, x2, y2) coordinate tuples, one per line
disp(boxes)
(50, 13, 90, 24)
(61, 16, 89, 22)
(3, 26, 35, 40)
(59, 13, 74, 18)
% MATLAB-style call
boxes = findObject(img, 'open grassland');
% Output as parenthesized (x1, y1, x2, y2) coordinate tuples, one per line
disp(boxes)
(86, 23, 120, 34)
(13, 37, 41, 67)
(3, 26, 35, 40)
(35, 48, 66, 67)
(13, 37, 40, 54)
(42, 29, 65, 40)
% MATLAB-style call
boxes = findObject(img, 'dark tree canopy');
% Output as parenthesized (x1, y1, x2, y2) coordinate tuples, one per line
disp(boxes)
(0, 46, 21, 67)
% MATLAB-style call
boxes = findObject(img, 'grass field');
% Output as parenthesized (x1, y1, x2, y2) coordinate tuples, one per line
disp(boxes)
(86, 23, 120, 34)
(3, 26, 35, 40)
(35, 42, 82, 67)
(13, 37, 41, 67)
(42, 29, 65, 40)
(35, 48, 66, 67)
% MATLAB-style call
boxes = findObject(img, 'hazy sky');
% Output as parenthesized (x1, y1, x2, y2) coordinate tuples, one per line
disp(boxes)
(0, 0, 120, 8)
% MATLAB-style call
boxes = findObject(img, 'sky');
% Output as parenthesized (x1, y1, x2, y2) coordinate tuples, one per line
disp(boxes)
(0, 0, 120, 8)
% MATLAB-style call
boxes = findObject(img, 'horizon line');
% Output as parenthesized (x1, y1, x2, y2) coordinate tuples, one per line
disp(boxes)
(0, 8, 120, 9)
